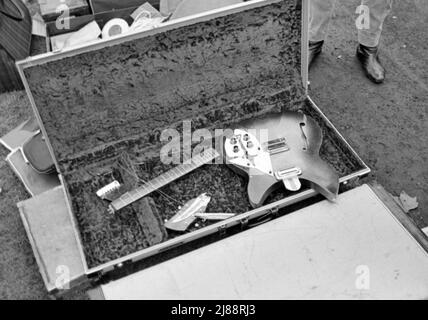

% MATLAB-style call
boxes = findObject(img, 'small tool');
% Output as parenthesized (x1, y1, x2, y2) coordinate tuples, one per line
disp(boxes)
(165, 194, 237, 231)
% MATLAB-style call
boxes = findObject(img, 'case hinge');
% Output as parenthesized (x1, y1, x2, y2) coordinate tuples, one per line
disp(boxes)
(269, 206, 280, 218)
(114, 260, 132, 270)
(240, 217, 250, 230)
(218, 224, 227, 236)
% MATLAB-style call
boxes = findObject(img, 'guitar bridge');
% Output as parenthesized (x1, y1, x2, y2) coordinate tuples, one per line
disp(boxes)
(275, 168, 302, 192)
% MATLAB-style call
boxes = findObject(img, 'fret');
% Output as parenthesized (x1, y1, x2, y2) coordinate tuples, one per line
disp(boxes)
(145, 180, 156, 191)
(182, 166, 190, 174)
(110, 148, 218, 212)
(179, 165, 190, 175)
(160, 175, 170, 186)
(194, 157, 204, 165)
(180, 165, 189, 173)
(131, 190, 140, 202)
(119, 192, 133, 204)
(163, 171, 170, 179)
(118, 197, 128, 207)
(163, 171, 173, 182)
(133, 184, 152, 200)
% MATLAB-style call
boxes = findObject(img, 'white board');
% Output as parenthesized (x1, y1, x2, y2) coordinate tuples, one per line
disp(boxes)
(18, 186, 86, 291)
(99, 185, 428, 300)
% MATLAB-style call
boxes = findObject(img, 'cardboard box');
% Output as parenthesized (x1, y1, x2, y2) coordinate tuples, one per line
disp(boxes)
(89, 0, 160, 14)
(38, 0, 91, 22)
(44, 0, 161, 51)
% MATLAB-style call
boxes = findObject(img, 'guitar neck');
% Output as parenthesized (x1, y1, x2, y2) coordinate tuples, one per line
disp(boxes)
(110, 150, 218, 212)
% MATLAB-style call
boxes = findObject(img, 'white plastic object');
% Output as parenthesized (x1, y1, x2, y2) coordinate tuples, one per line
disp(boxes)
(101, 18, 130, 39)
(224, 129, 273, 176)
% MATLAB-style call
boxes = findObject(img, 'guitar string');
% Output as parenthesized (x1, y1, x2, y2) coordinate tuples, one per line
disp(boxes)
(115, 150, 217, 207)
(117, 162, 183, 206)
(115, 151, 183, 206)
(116, 162, 184, 207)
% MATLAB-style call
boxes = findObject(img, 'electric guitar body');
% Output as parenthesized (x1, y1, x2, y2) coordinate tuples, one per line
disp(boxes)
(224, 111, 339, 208)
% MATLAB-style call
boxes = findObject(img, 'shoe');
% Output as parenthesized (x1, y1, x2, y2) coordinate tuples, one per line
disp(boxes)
(356, 44, 386, 84)
(308, 40, 324, 69)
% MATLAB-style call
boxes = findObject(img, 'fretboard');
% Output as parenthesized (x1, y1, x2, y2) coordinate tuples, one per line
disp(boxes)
(110, 149, 218, 212)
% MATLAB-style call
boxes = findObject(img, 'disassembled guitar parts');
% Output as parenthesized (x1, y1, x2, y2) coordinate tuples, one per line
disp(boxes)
(96, 180, 121, 200)
(224, 112, 339, 207)
(165, 193, 237, 232)
(107, 148, 219, 214)
(165, 193, 211, 232)
(224, 129, 302, 193)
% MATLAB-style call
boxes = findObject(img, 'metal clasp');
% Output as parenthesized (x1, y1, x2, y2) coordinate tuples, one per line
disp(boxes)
(269, 206, 280, 218)
(218, 224, 227, 236)
(240, 217, 250, 230)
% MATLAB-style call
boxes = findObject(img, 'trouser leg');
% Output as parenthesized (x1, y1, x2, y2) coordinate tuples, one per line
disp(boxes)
(358, 0, 393, 47)
(309, 0, 337, 42)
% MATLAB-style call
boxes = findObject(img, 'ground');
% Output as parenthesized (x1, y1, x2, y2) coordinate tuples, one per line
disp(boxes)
(309, 0, 428, 228)
(0, 0, 426, 299)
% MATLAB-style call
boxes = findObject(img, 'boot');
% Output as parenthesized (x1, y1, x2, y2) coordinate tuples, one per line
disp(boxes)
(308, 40, 324, 69)
(356, 44, 386, 84)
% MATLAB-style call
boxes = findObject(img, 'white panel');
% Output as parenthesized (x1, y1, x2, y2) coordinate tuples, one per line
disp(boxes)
(18, 186, 86, 291)
(101, 185, 428, 300)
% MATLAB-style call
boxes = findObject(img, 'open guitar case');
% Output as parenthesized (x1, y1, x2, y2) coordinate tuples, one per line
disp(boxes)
(16, 0, 370, 291)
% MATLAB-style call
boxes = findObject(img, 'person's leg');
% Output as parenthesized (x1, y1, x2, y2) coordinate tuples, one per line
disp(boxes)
(358, 0, 393, 47)
(309, 0, 337, 42)
(308, 0, 337, 69)
(356, 0, 393, 83)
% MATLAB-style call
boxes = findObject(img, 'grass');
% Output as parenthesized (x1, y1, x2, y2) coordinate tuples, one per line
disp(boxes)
(0, 91, 89, 299)
(0, 91, 52, 299)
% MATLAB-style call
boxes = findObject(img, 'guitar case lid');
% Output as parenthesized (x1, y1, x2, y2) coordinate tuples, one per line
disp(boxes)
(18, 0, 307, 175)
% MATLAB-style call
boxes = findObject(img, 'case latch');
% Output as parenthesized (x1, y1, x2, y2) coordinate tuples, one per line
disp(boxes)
(269, 206, 280, 218)
(240, 217, 250, 230)
(218, 224, 227, 236)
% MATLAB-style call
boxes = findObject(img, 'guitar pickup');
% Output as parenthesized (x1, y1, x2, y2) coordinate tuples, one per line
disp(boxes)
(265, 138, 289, 154)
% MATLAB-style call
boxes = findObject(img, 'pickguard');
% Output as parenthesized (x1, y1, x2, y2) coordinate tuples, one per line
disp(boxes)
(224, 129, 273, 176)
(224, 129, 302, 192)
